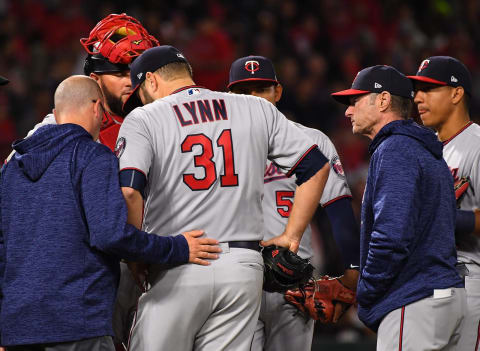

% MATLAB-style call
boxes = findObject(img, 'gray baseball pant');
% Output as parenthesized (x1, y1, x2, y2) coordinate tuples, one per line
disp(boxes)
(377, 287, 466, 351)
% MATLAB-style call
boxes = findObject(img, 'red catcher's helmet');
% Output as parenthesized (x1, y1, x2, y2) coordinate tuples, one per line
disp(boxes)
(80, 13, 159, 74)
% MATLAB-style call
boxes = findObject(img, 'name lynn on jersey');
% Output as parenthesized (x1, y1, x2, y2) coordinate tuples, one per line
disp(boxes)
(173, 99, 228, 127)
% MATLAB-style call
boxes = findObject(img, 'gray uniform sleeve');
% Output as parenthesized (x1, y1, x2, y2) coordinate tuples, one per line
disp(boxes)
(314, 133, 352, 206)
(6, 114, 56, 162)
(117, 109, 155, 177)
(261, 101, 317, 174)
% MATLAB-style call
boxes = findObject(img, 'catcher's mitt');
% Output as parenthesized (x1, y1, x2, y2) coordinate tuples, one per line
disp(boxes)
(284, 275, 356, 323)
(454, 177, 470, 207)
(262, 245, 314, 293)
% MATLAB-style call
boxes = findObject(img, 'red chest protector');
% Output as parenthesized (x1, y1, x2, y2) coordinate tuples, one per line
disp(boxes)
(99, 112, 124, 152)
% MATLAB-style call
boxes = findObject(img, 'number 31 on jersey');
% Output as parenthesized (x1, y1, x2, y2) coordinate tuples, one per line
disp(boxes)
(181, 129, 239, 191)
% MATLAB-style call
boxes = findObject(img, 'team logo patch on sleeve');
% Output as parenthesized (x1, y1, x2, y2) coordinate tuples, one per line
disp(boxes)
(115, 137, 126, 158)
(330, 155, 345, 177)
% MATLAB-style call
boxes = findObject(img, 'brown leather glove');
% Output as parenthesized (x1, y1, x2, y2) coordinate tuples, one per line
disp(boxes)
(284, 275, 356, 323)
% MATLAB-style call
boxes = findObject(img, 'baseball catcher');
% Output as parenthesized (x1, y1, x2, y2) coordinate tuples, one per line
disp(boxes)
(262, 245, 314, 292)
(284, 275, 356, 323)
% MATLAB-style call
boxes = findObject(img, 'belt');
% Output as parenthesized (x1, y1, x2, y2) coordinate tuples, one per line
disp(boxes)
(226, 241, 262, 251)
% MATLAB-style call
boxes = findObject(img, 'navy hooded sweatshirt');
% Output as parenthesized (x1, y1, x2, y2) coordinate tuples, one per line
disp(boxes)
(357, 119, 463, 332)
(0, 124, 188, 346)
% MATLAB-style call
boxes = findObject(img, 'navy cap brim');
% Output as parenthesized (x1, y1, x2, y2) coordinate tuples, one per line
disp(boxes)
(122, 84, 142, 114)
(407, 75, 447, 86)
(0, 76, 9, 85)
(331, 89, 370, 105)
(227, 77, 279, 89)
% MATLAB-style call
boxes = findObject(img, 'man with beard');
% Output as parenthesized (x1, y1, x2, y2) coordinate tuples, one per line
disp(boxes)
(5, 13, 160, 349)
(7, 13, 159, 154)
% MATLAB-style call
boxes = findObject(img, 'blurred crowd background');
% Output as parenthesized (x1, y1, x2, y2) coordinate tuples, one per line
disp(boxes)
(1, 0, 479, 349)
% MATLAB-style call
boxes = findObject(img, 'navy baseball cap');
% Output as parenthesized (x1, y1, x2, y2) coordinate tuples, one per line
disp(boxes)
(331, 65, 414, 105)
(407, 56, 472, 96)
(0, 76, 9, 85)
(228, 55, 279, 90)
(123, 45, 189, 113)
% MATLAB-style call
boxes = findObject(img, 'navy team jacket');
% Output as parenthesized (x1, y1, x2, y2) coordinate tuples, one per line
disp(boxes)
(0, 124, 188, 346)
(357, 119, 463, 332)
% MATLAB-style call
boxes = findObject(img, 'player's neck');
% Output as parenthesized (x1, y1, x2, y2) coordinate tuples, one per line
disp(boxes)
(436, 110, 471, 142)
(164, 78, 196, 97)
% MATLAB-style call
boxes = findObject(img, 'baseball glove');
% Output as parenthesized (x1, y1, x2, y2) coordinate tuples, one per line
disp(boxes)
(262, 245, 314, 293)
(284, 275, 356, 323)
(454, 177, 470, 207)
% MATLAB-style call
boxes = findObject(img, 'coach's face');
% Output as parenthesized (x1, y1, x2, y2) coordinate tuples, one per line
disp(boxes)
(413, 82, 454, 129)
(91, 71, 132, 117)
(345, 93, 378, 138)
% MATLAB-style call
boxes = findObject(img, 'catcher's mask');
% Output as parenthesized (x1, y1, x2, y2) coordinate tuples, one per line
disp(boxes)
(81, 13, 159, 75)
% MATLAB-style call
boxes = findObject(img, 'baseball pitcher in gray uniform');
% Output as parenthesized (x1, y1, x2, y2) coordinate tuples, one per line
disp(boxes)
(409, 56, 480, 350)
(117, 46, 331, 351)
(228, 56, 360, 351)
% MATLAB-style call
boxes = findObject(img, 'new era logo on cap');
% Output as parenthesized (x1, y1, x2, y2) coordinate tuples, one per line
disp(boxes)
(408, 56, 472, 96)
(331, 65, 414, 105)
(228, 55, 279, 89)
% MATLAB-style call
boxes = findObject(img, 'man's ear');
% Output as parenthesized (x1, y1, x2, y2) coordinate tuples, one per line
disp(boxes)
(145, 72, 158, 92)
(451, 86, 465, 105)
(89, 73, 100, 82)
(378, 91, 391, 112)
(93, 99, 103, 120)
(274, 84, 283, 103)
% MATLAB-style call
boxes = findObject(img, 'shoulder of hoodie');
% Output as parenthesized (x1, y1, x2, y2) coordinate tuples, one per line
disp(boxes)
(373, 133, 426, 165)
(73, 136, 117, 169)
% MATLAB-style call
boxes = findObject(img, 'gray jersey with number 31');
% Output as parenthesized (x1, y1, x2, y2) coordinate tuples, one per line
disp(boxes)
(117, 87, 317, 242)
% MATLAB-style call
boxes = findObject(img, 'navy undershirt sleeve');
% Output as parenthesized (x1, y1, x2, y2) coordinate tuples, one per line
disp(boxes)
(119, 169, 146, 197)
(323, 197, 360, 269)
(293, 147, 328, 186)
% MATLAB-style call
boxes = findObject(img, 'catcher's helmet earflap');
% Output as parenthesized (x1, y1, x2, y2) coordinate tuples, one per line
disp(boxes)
(81, 13, 159, 75)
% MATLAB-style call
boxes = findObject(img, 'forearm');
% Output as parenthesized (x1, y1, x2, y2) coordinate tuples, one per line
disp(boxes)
(284, 163, 329, 241)
(324, 197, 360, 269)
(339, 268, 359, 291)
(121, 187, 144, 229)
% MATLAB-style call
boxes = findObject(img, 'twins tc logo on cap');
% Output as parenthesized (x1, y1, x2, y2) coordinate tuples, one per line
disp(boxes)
(245, 60, 260, 74)
(418, 59, 430, 73)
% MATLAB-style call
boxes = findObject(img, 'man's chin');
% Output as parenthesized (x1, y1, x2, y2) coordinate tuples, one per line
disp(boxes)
(419, 115, 435, 128)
